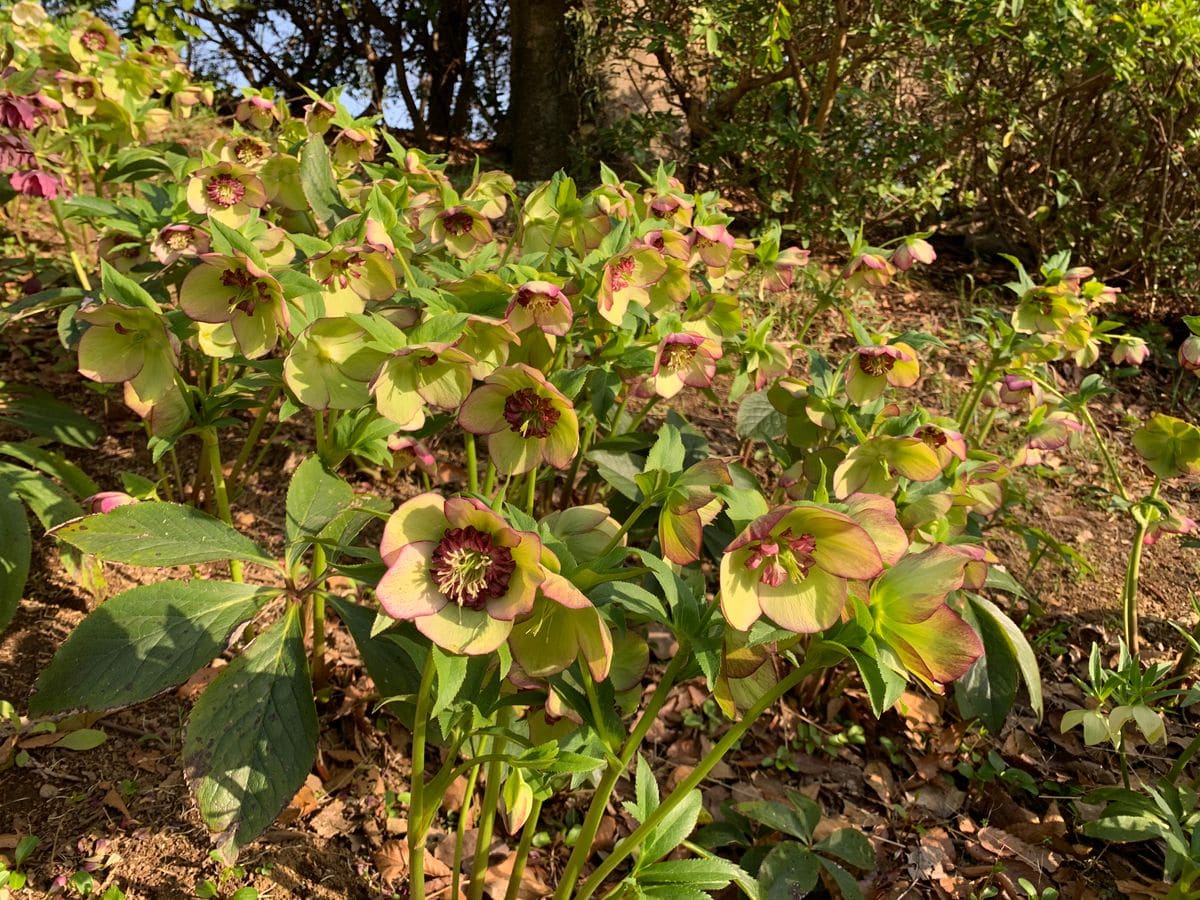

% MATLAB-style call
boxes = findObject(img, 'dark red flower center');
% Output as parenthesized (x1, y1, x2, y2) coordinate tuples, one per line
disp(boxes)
(206, 174, 246, 208)
(503, 388, 560, 439)
(441, 210, 474, 236)
(858, 351, 895, 377)
(608, 256, 636, 292)
(744, 529, 816, 588)
(916, 425, 947, 449)
(233, 138, 266, 165)
(73, 81, 95, 100)
(430, 526, 515, 609)
(81, 29, 108, 51)
(220, 266, 273, 314)
(661, 341, 698, 372)
(517, 287, 555, 313)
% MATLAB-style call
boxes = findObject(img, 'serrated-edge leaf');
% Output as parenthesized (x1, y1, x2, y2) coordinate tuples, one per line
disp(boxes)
(641, 787, 701, 865)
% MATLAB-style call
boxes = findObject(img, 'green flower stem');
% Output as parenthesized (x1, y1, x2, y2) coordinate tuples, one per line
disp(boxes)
(608, 393, 630, 434)
(552, 651, 690, 900)
(598, 499, 653, 558)
(579, 663, 617, 754)
(310, 544, 328, 687)
(408, 649, 439, 900)
(229, 387, 280, 494)
(483, 461, 498, 498)
(1122, 477, 1161, 656)
(200, 428, 243, 583)
(572, 659, 818, 900)
(561, 418, 597, 510)
(975, 405, 999, 446)
(468, 708, 512, 900)
(451, 763, 481, 900)
(313, 410, 327, 462)
(504, 796, 544, 900)
(49, 199, 92, 291)
(1079, 403, 1131, 503)
(956, 349, 1002, 434)
(627, 396, 662, 433)
(465, 433, 479, 494)
(794, 300, 826, 344)
(524, 465, 539, 516)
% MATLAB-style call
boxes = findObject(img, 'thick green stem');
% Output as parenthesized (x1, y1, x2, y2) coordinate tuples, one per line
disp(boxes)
(524, 465, 539, 516)
(483, 461, 498, 498)
(598, 499, 652, 558)
(314, 410, 327, 463)
(201, 428, 243, 583)
(572, 662, 815, 900)
(408, 650, 439, 900)
(229, 387, 280, 492)
(956, 349, 1001, 434)
(310, 544, 328, 687)
(1079, 404, 1130, 503)
(561, 418, 597, 510)
(468, 709, 511, 900)
(1122, 478, 1160, 656)
(465, 433, 479, 494)
(552, 652, 689, 900)
(628, 396, 662, 432)
(451, 764, 481, 900)
(504, 797, 544, 900)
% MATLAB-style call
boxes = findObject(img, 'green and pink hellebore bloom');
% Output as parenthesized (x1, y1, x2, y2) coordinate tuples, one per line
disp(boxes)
(505, 281, 573, 337)
(845, 342, 920, 404)
(650, 332, 722, 399)
(179, 252, 287, 358)
(186, 161, 267, 226)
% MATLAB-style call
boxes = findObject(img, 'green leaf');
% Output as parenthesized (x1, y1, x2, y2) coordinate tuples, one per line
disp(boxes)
(814, 827, 875, 869)
(954, 597, 1019, 733)
(431, 646, 468, 719)
(300, 137, 345, 228)
(327, 596, 422, 703)
(0, 463, 83, 529)
(630, 753, 660, 823)
(737, 799, 815, 841)
(0, 442, 99, 499)
(969, 594, 1042, 720)
(637, 857, 748, 889)
(645, 425, 685, 475)
(53, 728, 108, 751)
(31, 581, 275, 715)
(588, 448, 644, 501)
(758, 842, 820, 898)
(737, 391, 786, 441)
(0, 386, 100, 447)
(818, 856, 865, 900)
(101, 261, 160, 313)
(641, 789, 702, 866)
(53, 502, 274, 567)
(285, 456, 353, 566)
(0, 476, 31, 634)
(185, 605, 318, 859)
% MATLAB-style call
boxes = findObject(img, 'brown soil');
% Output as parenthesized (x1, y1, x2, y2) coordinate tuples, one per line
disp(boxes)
(0, 270, 1197, 899)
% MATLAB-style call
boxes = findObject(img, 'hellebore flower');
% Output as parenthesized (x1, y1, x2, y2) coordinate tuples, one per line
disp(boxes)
(651, 332, 722, 399)
(0, 134, 35, 170)
(309, 245, 397, 316)
(389, 436, 436, 473)
(1111, 336, 1150, 367)
(720, 504, 885, 634)
(331, 127, 376, 165)
(427, 205, 492, 258)
(285, 318, 387, 410)
(833, 436, 943, 499)
(179, 253, 287, 358)
(914, 422, 968, 468)
(845, 342, 920, 404)
(465, 170, 516, 219)
(68, 14, 120, 62)
(508, 572, 613, 681)
(9, 169, 62, 199)
(1026, 410, 1083, 452)
(77, 304, 177, 391)
(763, 246, 811, 293)
(1143, 506, 1199, 547)
(377, 493, 543, 655)
(506, 281, 573, 337)
(845, 252, 895, 289)
(458, 364, 579, 475)
(1132, 414, 1200, 479)
(597, 249, 668, 325)
(151, 224, 209, 266)
(458, 315, 519, 380)
(1181, 335, 1200, 373)
(659, 459, 730, 565)
(234, 95, 280, 130)
(372, 342, 475, 431)
(1012, 285, 1085, 335)
(185, 162, 267, 227)
(540, 505, 624, 561)
(11, 1, 48, 27)
(891, 237, 936, 272)
(220, 135, 271, 169)
(56, 73, 101, 117)
(304, 98, 337, 135)
(867, 545, 983, 687)
(0, 92, 37, 130)
(997, 374, 1043, 407)
(690, 223, 736, 269)
(97, 233, 148, 274)
(85, 491, 138, 514)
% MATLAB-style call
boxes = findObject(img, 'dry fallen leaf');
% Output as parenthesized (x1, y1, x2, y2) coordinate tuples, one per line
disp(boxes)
(483, 851, 551, 899)
(976, 825, 1061, 873)
(374, 841, 407, 883)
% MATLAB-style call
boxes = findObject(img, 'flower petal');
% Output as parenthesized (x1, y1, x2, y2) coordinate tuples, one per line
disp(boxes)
(416, 604, 513, 655)
(757, 566, 847, 633)
(719, 549, 763, 631)
(377, 541, 446, 619)
(381, 493, 448, 563)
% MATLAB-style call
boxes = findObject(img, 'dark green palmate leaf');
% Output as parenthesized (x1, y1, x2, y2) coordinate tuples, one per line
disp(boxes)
(53, 502, 274, 567)
(185, 605, 317, 859)
(954, 594, 1043, 732)
(30, 581, 276, 715)
(0, 385, 101, 448)
(299, 137, 346, 228)
(284, 455, 354, 568)
(0, 476, 31, 634)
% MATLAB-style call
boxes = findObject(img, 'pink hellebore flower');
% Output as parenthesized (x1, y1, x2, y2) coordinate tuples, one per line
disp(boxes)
(388, 436, 436, 473)
(845, 343, 920, 404)
(891, 238, 936, 272)
(0, 134, 35, 169)
(597, 249, 667, 325)
(0, 92, 37, 130)
(720, 504, 885, 634)
(914, 423, 968, 468)
(1143, 508, 1199, 547)
(651, 332, 721, 399)
(1111, 336, 1150, 367)
(430, 206, 492, 258)
(506, 281, 573, 336)
(377, 493, 544, 655)
(304, 98, 337, 136)
(998, 374, 1042, 406)
(1180, 335, 1200, 373)
(845, 252, 895, 289)
(764, 246, 811, 293)
(10, 169, 62, 199)
(458, 364, 579, 475)
(179, 253, 287, 359)
(185, 162, 267, 227)
(235, 95, 280, 130)
(85, 491, 138, 514)
(690, 223, 736, 269)
(151, 224, 209, 266)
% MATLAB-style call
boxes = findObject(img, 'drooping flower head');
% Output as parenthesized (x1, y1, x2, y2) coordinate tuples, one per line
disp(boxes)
(845, 342, 919, 404)
(509, 570, 613, 682)
(596, 249, 667, 325)
(85, 491, 138, 514)
(1181, 335, 1200, 373)
(0, 92, 37, 130)
(372, 343, 475, 431)
(1111, 336, 1149, 367)
(309, 245, 397, 316)
(914, 422, 968, 468)
(505, 281, 573, 337)
(377, 493, 544, 655)
(9, 169, 62, 199)
(178, 252, 287, 358)
(304, 98, 337, 135)
(891, 237, 936, 272)
(763, 246, 811, 293)
(284, 318, 387, 410)
(76, 303, 179, 400)
(690, 223, 736, 269)
(151, 224, 210, 266)
(68, 14, 120, 62)
(427, 205, 493, 258)
(332, 127, 376, 165)
(997, 373, 1043, 407)
(650, 332, 722, 399)
(720, 504, 885, 634)
(458, 364, 579, 475)
(234, 94, 280, 130)
(845, 252, 895, 289)
(185, 162, 267, 226)
(220, 135, 271, 169)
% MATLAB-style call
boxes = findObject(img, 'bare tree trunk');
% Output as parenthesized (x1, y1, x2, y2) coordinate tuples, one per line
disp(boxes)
(509, 0, 578, 178)
(427, 0, 472, 137)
